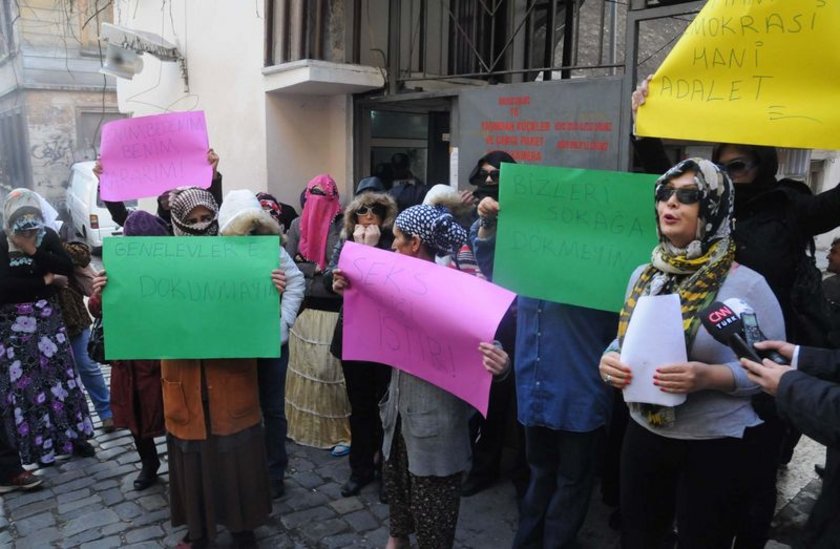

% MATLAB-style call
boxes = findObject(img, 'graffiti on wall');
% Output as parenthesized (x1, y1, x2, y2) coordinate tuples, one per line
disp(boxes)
(30, 134, 73, 166)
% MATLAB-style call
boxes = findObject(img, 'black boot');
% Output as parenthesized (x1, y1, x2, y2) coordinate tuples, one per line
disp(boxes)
(133, 436, 160, 491)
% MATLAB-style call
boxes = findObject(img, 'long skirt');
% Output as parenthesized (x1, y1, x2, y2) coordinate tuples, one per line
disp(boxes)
(0, 297, 94, 464)
(285, 308, 351, 449)
(168, 424, 272, 542)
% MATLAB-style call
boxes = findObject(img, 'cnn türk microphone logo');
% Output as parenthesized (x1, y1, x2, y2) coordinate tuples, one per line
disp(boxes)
(707, 305, 737, 328)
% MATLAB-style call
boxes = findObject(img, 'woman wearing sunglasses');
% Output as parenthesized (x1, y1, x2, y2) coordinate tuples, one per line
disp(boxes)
(467, 150, 515, 205)
(632, 76, 840, 547)
(323, 188, 398, 500)
(599, 158, 784, 549)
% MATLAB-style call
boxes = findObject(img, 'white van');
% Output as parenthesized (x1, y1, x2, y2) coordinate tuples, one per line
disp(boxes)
(65, 161, 135, 251)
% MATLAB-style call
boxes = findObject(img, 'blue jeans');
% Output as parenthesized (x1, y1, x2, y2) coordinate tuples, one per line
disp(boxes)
(258, 345, 289, 481)
(70, 328, 112, 422)
(513, 425, 603, 549)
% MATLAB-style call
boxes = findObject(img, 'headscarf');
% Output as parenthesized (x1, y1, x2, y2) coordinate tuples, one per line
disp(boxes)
(395, 205, 467, 258)
(169, 188, 219, 237)
(256, 192, 283, 224)
(3, 188, 47, 267)
(619, 158, 735, 343)
(712, 143, 778, 212)
(123, 211, 170, 237)
(618, 158, 735, 425)
(298, 174, 341, 269)
(468, 150, 516, 201)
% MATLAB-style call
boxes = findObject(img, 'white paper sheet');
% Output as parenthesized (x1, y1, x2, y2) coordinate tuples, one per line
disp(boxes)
(620, 294, 688, 407)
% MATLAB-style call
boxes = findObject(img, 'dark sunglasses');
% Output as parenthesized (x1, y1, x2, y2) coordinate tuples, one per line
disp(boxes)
(479, 169, 500, 182)
(355, 205, 385, 217)
(309, 187, 327, 196)
(722, 159, 757, 176)
(655, 186, 702, 204)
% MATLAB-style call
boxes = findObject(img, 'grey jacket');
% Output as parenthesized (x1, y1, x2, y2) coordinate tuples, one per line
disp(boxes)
(381, 369, 472, 477)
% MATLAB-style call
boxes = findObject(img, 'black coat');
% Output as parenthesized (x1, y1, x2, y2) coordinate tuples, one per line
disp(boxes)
(0, 228, 73, 305)
(777, 346, 840, 548)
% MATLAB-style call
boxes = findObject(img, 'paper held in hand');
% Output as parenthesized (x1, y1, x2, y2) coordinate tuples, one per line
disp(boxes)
(620, 293, 688, 407)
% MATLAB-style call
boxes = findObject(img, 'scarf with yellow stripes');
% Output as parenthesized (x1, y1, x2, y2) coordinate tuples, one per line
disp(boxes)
(617, 158, 734, 427)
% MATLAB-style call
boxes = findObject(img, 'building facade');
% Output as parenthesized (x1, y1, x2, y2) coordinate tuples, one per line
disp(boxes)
(0, 0, 122, 206)
(104, 0, 837, 256)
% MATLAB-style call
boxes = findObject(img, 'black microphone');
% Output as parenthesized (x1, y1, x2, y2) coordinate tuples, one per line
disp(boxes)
(723, 298, 788, 364)
(700, 301, 762, 362)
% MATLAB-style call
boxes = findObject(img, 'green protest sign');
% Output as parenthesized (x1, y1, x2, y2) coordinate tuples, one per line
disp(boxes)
(494, 163, 658, 312)
(102, 236, 281, 359)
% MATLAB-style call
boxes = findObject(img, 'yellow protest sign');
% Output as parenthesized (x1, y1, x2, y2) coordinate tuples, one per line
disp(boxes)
(636, 0, 840, 150)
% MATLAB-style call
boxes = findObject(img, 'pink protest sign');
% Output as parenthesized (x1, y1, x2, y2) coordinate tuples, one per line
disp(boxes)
(338, 241, 516, 416)
(99, 111, 211, 201)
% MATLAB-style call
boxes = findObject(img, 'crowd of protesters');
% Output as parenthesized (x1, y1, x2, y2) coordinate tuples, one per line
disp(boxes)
(0, 89, 839, 549)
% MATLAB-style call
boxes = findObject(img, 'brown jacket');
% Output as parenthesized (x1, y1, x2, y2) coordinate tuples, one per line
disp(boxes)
(160, 359, 261, 440)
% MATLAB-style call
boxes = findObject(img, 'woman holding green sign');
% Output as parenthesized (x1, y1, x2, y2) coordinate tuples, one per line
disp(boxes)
(598, 159, 784, 548)
(93, 188, 290, 549)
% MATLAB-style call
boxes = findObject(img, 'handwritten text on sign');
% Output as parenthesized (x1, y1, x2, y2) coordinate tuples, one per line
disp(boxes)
(99, 111, 211, 201)
(338, 242, 516, 416)
(494, 163, 657, 312)
(102, 236, 280, 360)
(636, 1, 840, 150)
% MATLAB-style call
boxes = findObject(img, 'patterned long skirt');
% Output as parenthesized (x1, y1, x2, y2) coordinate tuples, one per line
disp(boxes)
(0, 297, 94, 465)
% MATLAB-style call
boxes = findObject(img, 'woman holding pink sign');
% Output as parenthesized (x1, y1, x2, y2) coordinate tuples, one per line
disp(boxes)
(333, 204, 511, 549)
(598, 158, 784, 549)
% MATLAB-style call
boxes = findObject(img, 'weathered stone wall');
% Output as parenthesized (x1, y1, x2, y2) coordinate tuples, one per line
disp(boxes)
(25, 89, 116, 206)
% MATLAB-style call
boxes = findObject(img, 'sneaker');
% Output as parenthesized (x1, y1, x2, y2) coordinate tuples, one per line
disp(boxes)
(331, 443, 351, 457)
(101, 418, 116, 433)
(0, 471, 44, 493)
